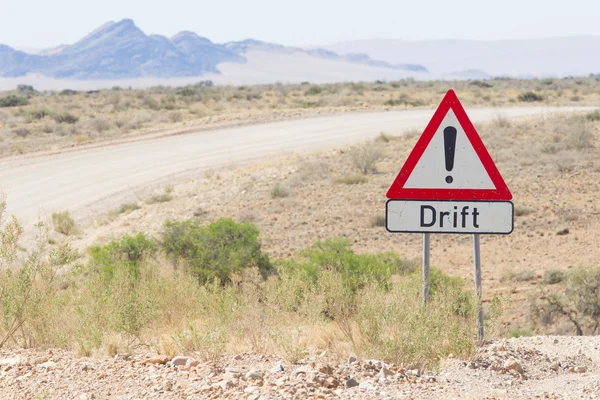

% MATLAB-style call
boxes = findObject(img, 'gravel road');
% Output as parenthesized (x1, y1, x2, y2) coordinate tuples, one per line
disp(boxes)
(0, 107, 590, 225)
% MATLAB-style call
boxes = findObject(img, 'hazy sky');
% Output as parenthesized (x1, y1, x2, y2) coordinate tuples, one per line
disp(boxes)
(3, 0, 600, 48)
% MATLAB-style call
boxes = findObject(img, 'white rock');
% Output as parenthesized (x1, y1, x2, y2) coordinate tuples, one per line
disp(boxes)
(185, 358, 200, 368)
(245, 370, 263, 380)
(37, 361, 57, 371)
(359, 381, 376, 391)
(170, 356, 191, 367)
(271, 364, 285, 373)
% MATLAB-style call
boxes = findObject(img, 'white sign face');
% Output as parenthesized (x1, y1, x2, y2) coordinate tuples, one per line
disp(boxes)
(386, 200, 514, 234)
(403, 110, 495, 190)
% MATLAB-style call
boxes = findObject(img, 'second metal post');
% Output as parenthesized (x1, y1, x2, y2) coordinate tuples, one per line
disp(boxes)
(473, 234, 484, 342)
(422, 233, 430, 306)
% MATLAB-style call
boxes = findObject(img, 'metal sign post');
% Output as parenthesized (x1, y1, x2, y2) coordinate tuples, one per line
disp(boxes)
(422, 233, 430, 306)
(473, 234, 484, 342)
(385, 90, 514, 343)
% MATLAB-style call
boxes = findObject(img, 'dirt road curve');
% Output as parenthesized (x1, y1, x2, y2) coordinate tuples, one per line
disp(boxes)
(0, 107, 589, 224)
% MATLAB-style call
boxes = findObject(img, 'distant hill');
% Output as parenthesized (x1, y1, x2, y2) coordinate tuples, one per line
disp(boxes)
(323, 37, 600, 78)
(0, 20, 427, 83)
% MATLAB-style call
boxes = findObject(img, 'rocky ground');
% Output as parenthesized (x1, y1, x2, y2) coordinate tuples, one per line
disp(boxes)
(1, 336, 598, 399)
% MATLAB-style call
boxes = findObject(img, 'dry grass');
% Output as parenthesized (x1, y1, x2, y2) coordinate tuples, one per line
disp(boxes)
(0, 77, 599, 156)
(0, 211, 480, 369)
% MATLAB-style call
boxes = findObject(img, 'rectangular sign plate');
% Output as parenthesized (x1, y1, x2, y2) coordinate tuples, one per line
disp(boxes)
(386, 200, 514, 234)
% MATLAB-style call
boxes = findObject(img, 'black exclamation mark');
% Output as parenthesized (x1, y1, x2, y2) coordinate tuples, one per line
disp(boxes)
(444, 126, 457, 184)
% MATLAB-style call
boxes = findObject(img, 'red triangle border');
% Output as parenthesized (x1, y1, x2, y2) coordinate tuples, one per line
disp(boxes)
(386, 90, 512, 201)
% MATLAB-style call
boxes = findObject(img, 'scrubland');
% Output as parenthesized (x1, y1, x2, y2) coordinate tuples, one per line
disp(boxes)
(0, 77, 599, 156)
(0, 79, 599, 396)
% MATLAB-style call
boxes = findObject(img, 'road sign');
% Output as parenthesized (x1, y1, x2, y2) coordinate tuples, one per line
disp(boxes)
(386, 200, 514, 234)
(386, 89, 512, 201)
(385, 89, 514, 342)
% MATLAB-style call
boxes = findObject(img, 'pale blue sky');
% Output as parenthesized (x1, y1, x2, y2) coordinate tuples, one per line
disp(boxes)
(3, 0, 599, 49)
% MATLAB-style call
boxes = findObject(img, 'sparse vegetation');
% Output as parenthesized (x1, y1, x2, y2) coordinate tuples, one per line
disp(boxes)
(0, 77, 597, 157)
(0, 203, 484, 368)
(514, 205, 535, 217)
(518, 91, 544, 102)
(145, 190, 173, 204)
(507, 327, 533, 338)
(542, 269, 566, 285)
(351, 141, 383, 174)
(332, 174, 368, 185)
(371, 215, 386, 227)
(51, 210, 77, 236)
(0, 95, 28, 107)
(533, 267, 600, 335)
(503, 269, 536, 282)
(271, 183, 290, 198)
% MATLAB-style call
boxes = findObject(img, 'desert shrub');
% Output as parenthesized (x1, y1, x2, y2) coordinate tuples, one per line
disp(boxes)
(507, 327, 533, 338)
(91, 117, 110, 133)
(470, 80, 493, 88)
(146, 193, 172, 204)
(332, 174, 367, 185)
(353, 268, 476, 367)
(13, 128, 30, 138)
(51, 211, 77, 236)
(351, 141, 382, 174)
(291, 238, 416, 291)
(53, 112, 79, 124)
(370, 215, 386, 227)
(162, 218, 272, 284)
(532, 267, 600, 335)
(383, 94, 424, 107)
(503, 269, 535, 282)
(116, 202, 140, 214)
(271, 183, 290, 198)
(28, 109, 51, 120)
(168, 111, 183, 123)
(543, 269, 566, 285)
(304, 86, 322, 95)
(585, 110, 600, 122)
(89, 233, 156, 282)
(0, 95, 28, 107)
(565, 122, 594, 150)
(17, 85, 36, 95)
(518, 92, 544, 102)
(493, 113, 511, 128)
(514, 205, 535, 217)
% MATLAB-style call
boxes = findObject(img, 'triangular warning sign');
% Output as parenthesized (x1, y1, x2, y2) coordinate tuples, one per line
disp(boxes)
(387, 90, 512, 201)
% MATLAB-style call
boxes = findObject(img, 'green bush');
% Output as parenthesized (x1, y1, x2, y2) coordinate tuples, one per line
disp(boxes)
(294, 238, 416, 290)
(162, 218, 272, 284)
(518, 92, 544, 102)
(304, 86, 323, 95)
(0, 95, 28, 107)
(89, 233, 156, 282)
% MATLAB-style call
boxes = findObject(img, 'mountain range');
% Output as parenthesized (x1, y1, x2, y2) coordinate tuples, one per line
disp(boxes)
(324, 37, 600, 78)
(2, 19, 600, 88)
(0, 19, 426, 81)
